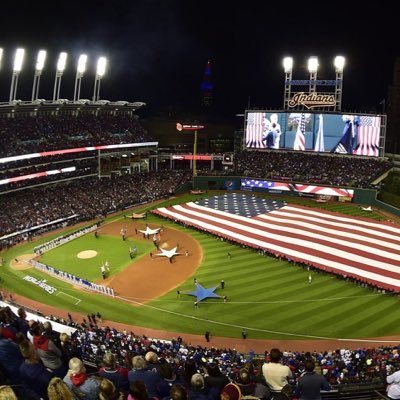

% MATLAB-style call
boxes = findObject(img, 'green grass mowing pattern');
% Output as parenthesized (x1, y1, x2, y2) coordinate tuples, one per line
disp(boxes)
(1, 193, 399, 341)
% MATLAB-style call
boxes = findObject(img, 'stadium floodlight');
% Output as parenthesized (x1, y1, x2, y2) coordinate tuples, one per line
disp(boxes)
(53, 52, 68, 102)
(73, 54, 88, 102)
(307, 56, 319, 73)
(9, 48, 25, 104)
(77, 54, 87, 74)
(93, 56, 107, 102)
(334, 55, 345, 72)
(57, 52, 67, 73)
(32, 50, 47, 102)
(283, 57, 293, 73)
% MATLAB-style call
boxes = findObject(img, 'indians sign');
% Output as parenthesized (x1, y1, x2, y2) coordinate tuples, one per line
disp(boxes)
(288, 92, 335, 109)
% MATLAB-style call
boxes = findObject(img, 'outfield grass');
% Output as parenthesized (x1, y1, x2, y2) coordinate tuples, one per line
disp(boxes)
(1, 192, 398, 341)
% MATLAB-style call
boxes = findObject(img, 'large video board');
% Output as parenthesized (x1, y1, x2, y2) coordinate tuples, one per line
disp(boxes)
(245, 111, 382, 157)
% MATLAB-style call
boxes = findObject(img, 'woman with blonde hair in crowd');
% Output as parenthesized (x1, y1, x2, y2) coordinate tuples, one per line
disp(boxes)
(99, 378, 125, 400)
(0, 385, 17, 400)
(47, 377, 76, 400)
(63, 357, 100, 400)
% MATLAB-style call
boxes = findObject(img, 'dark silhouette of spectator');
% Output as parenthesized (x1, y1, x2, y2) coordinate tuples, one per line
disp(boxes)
(296, 359, 331, 400)
(19, 340, 53, 400)
(99, 352, 129, 394)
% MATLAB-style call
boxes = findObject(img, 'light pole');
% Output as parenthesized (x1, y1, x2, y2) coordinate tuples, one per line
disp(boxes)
(93, 56, 107, 101)
(9, 48, 25, 104)
(282, 56, 293, 109)
(0, 48, 3, 72)
(176, 123, 205, 179)
(73, 54, 87, 102)
(53, 52, 67, 101)
(31, 50, 46, 102)
(334, 55, 345, 111)
(307, 56, 318, 93)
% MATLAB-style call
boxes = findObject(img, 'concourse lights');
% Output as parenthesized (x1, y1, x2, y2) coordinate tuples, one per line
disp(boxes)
(57, 52, 67, 72)
(36, 50, 47, 71)
(307, 56, 319, 73)
(334, 55, 345, 72)
(283, 57, 293, 73)
(13, 48, 25, 72)
(96, 57, 107, 77)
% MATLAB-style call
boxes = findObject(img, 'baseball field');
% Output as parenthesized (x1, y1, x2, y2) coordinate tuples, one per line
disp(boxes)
(2, 191, 400, 351)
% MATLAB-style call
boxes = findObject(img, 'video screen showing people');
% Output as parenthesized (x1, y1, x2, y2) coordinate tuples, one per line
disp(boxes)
(245, 111, 381, 157)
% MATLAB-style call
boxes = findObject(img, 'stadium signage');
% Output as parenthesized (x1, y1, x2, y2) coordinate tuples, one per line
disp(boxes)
(23, 275, 56, 294)
(288, 92, 335, 109)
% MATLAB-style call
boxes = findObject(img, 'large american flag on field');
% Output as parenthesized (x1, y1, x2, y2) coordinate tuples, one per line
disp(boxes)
(354, 116, 380, 157)
(153, 193, 400, 292)
(245, 112, 265, 149)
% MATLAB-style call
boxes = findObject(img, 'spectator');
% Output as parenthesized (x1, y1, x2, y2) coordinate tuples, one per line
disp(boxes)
(296, 360, 331, 400)
(0, 385, 17, 400)
(19, 340, 53, 400)
(262, 348, 293, 393)
(169, 383, 188, 400)
(99, 352, 129, 394)
(0, 326, 23, 383)
(204, 363, 229, 393)
(128, 379, 158, 400)
(47, 376, 75, 400)
(157, 362, 181, 399)
(234, 367, 270, 399)
(99, 378, 125, 400)
(128, 355, 160, 398)
(387, 367, 400, 400)
(31, 321, 66, 378)
(63, 357, 100, 400)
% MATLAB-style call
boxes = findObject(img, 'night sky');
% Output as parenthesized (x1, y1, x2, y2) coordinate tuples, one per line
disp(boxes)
(0, 1, 397, 116)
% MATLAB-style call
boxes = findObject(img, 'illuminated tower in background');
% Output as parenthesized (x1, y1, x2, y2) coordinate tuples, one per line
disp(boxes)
(200, 59, 213, 107)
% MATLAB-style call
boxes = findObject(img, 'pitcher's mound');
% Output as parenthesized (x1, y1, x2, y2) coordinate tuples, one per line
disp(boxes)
(10, 254, 36, 270)
(77, 250, 97, 259)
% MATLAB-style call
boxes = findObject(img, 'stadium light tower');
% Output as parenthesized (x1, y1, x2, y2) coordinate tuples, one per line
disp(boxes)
(93, 56, 107, 102)
(73, 54, 88, 102)
(31, 50, 47, 102)
(334, 55, 345, 111)
(283, 56, 293, 109)
(176, 123, 205, 180)
(53, 52, 67, 101)
(9, 48, 25, 104)
(307, 56, 318, 93)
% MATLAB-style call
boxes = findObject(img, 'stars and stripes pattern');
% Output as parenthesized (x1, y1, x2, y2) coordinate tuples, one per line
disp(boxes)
(354, 116, 380, 157)
(245, 112, 265, 148)
(293, 113, 306, 150)
(153, 193, 400, 292)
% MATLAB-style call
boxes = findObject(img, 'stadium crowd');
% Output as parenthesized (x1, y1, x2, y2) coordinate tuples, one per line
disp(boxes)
(0, 301, 395, 399)
(0, 114, 155, 158)
(235, 150, 392, 188)
(0, 170, 192, 248)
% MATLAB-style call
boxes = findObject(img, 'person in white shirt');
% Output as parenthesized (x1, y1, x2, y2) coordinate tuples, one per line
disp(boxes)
(387, 369, 400, 399)
(262, 348, 293, 393)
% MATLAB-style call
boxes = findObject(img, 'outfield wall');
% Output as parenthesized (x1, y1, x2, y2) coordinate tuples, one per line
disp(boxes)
(191, 176, 400, 218)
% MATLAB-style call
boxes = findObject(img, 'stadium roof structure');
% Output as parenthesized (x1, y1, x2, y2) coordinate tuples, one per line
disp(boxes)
(0, 99, 146, 116)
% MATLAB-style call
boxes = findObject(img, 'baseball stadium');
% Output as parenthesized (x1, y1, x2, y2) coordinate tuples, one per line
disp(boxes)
(0, 52, 400, 399)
